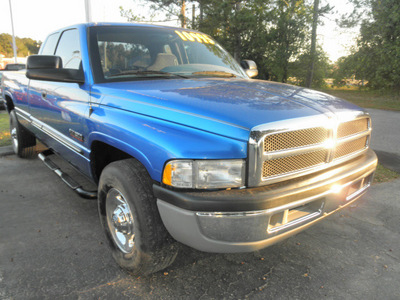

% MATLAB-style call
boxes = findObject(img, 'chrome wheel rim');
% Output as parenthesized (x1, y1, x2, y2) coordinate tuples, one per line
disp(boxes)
(105, 188, 135, 253)
(10, 124, 18, 152)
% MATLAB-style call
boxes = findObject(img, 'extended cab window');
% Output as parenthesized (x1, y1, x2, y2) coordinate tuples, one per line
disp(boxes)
(40, 32, 59, 55)
(55, 29, 82, 70)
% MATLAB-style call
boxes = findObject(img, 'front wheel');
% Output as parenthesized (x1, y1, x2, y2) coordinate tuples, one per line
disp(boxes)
(98, 159, 178, 275)
(9, 110, 36, 158)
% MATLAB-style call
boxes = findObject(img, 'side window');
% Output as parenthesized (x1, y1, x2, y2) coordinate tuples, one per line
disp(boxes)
(40, 33, 59, 55)
(55, 29, 82, 70)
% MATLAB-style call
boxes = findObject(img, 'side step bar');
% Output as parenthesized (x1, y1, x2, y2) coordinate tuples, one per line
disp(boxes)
(38, 150, 97, 200)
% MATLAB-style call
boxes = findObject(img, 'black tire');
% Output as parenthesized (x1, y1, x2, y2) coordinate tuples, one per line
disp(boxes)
(98, 158, 178, 275)
(9, 110, 36, 158)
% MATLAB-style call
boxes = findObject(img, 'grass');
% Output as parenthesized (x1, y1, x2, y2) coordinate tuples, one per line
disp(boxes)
(373, 164, 399, 184)
(0, 111, 11, 147)
(320, 86, 400, 111)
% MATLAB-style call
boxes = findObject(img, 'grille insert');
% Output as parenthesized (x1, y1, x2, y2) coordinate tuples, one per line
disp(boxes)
(334, 136, 368, 159)
(262, 150, 328, 178)
(264, 127, 328, 152)
(337, 118, 368, 139)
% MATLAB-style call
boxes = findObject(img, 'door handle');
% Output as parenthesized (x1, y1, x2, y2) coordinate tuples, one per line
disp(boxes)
(41, 91, 47, 99)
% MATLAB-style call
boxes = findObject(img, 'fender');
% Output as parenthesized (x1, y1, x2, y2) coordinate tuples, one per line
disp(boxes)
(87, 131, 153, 180)
(3, 92, 14, 112)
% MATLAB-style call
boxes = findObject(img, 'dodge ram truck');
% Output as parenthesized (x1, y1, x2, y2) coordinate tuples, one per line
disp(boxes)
(1, 23, 378, 275)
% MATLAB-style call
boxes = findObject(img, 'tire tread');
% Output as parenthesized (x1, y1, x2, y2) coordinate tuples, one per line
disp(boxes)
(9, 110, 36, 158)
(98, 158, 178, 275)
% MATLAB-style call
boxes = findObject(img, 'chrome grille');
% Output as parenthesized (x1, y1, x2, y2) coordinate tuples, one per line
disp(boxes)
(248, 114, 372, 187)
(334, 136, 368, 159)
(262, 150, 328, 177)
(337, 118, 368, 139)
(264, 127, 328, 152)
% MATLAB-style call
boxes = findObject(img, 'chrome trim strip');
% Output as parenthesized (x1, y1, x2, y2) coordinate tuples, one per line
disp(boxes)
(40, 125, 83, 154)
(251, 114, 336, 143)
(263, 142, 328, 160)
(13, 107, 85, 155)
(31, 119, 43, 130)
(332, 147, 369, 162)
(16, 112, 31, 122)
(346, 182, 371, 201)
(15, 107, 31, 120)
(336, 129, 371, 143)
(195, 188, 327, 219)
(197, 211, 267, 217)
(260, 148, 370, 185)
(268, 210, 322, 233)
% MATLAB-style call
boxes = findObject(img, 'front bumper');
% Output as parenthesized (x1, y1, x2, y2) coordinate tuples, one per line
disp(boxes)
(155, 149, 377, 253)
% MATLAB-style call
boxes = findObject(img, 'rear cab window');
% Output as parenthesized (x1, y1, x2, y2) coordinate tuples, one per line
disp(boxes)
(40, 32, 60, 55)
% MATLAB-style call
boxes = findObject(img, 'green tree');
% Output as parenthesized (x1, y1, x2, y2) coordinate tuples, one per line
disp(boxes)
(289, 46, 330, 87)
(268, 0, 312, 82)
(0, 33, 41, 57)
(196, 0, 313, 82)
(120, 0, 189, 27)
(336, 0, 400, 90)
(198, 0, 273, 62)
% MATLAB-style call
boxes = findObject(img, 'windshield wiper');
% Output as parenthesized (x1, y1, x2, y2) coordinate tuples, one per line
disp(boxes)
(191, 71, 237, 78)
(107, 70, 188, 79)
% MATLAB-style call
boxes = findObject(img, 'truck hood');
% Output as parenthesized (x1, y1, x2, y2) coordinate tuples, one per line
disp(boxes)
(92, 78, 364, 142)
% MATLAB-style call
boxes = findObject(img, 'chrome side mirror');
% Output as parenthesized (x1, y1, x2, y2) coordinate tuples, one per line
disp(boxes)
(241, 60, 258, 78)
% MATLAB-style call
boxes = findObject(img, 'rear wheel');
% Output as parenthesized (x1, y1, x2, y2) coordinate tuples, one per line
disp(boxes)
(98, 158, 178, 275)
(9, 110, 36, 158)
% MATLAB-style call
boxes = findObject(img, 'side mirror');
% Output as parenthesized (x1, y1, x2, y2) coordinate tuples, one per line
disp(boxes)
(27, 55, 62, 69)
(26, 55, 84, 84)
(241, 60, 258, 78)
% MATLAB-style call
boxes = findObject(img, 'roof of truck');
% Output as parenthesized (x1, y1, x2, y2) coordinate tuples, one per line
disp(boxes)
(47, 22, 185, 35)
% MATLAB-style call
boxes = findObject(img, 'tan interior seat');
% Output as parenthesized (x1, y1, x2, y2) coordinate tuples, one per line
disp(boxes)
(147, 53, 178, 71)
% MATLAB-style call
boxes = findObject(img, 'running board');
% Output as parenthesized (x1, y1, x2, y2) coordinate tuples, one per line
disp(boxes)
(38, 150, 97, 200)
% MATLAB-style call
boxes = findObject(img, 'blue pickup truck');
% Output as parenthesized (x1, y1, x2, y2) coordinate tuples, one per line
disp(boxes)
(1, 23, 377, 275)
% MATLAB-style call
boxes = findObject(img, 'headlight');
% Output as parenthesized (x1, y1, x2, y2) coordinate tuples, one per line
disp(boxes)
(163, 159, 245, 189)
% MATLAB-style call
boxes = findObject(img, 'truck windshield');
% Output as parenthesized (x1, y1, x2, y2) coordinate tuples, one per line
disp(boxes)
(89, 26, 248, 82)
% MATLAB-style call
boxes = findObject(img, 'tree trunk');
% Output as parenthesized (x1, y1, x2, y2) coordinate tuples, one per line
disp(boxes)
(180, 0, 186, 28)
(199, 0, 203, 25)
(306, 0, 319, 88)
(192, 4, 195, 28)
(233, 2, 242, 62)
(233, 31, 242, 62)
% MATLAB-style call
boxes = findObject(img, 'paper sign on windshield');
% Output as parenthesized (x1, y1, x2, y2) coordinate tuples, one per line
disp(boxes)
(175, 30, 215, 45)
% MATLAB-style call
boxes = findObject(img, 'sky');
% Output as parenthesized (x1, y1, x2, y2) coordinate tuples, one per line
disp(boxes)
(0, 0, 358, 62)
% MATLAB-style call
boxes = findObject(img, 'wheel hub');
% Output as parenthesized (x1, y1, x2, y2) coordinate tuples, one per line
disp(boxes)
(11, 127, 18, 150)
(105, 188, 135, 253)
(112, 205, 132, 235)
